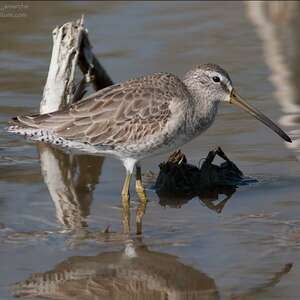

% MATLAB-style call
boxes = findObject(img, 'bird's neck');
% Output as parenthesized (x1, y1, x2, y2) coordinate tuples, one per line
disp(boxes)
(184, 84, 219, 137)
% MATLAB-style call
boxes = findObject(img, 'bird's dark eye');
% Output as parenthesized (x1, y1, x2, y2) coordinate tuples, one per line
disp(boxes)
(212, 76, 220, 83)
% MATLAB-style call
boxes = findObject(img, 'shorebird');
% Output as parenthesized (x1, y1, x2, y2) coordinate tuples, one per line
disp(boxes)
(7, 64, 292, 232)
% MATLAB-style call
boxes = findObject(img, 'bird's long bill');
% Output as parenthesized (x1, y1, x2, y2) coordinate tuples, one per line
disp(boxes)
(229, 90, 292, 143)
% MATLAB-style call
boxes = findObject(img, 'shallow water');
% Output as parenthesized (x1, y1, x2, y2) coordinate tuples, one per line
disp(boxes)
(1, 1, 300, 299)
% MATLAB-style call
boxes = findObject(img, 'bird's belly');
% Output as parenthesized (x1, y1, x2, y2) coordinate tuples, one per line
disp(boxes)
(112, 130, 196, 161)
(137, 121, 212, 159)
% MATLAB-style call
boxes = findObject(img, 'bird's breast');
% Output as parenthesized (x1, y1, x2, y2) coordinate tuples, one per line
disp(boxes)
(186, 101, 218, 138)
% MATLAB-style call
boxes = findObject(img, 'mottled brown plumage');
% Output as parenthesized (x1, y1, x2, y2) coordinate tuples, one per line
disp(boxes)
(12, 72, 189, 149)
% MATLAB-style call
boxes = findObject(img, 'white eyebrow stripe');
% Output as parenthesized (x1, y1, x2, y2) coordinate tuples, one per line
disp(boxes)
(207, 70, 233, 89)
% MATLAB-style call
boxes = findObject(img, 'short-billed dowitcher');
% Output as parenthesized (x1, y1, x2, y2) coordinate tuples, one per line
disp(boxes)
(8, 64, 292, 232)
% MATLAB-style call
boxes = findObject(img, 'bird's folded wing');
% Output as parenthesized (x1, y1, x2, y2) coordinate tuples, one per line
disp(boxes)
(12, 74, 182, 146)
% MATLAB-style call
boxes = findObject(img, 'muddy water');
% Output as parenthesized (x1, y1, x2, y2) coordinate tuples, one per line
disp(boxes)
(1, 1, 300, 299)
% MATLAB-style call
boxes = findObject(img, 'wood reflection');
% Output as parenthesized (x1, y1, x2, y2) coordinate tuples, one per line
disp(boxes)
(38, 144, 103, 229)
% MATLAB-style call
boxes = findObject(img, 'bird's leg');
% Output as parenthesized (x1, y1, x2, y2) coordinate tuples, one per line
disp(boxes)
(135, 165, 149, 235)
(121, 172, 132, 235)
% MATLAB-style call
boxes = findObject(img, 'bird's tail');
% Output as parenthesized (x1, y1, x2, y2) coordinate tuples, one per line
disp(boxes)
(7, 114, 56, 143)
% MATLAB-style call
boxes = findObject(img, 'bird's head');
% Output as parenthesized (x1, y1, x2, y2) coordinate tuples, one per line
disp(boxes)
(184, 63, 292, 143)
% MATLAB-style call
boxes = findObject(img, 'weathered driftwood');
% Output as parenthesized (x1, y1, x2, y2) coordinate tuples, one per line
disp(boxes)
(78, 31, 113, 91)
(38, 17, 112, 229)
(40, 16, 113, 113)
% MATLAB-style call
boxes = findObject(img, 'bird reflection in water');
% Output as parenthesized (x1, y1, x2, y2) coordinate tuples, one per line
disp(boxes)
(12, 236, 292, 300)
(13, 238, 219, 300)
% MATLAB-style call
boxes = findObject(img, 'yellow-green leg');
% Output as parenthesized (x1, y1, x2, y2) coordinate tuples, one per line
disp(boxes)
(121, 172, 132, 234)
(135, 165, 148, 235)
